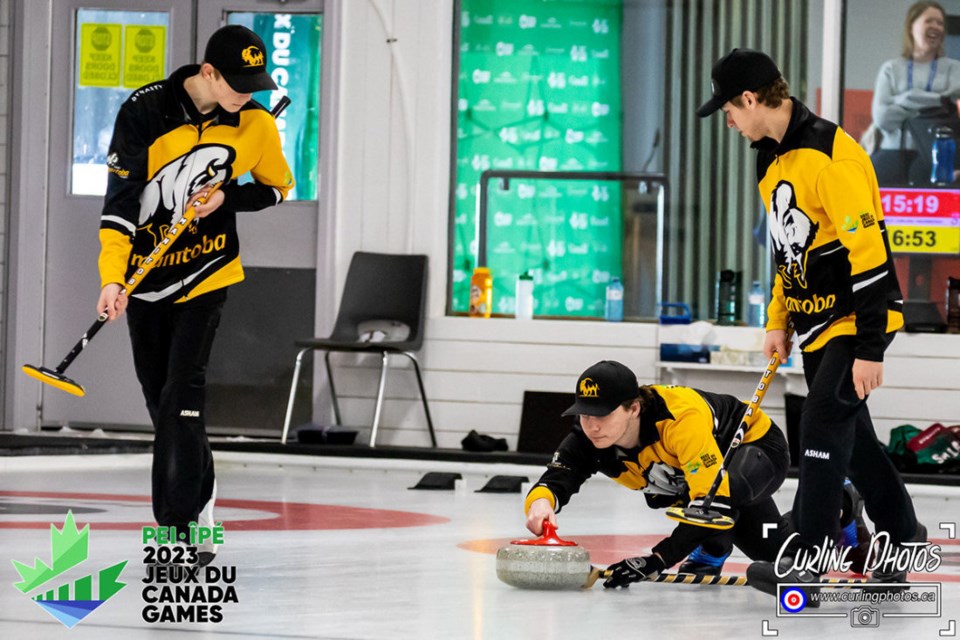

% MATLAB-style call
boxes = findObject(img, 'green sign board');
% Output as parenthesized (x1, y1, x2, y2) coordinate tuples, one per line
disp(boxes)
(232, 12, 323, 201)
(454, 0, 623, 316)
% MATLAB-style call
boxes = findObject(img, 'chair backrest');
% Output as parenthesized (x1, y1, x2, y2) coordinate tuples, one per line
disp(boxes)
(329, 252, 429, 349)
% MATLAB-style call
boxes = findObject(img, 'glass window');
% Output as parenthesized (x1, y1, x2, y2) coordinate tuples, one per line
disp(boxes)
(228, 12, 323, 201)
(451, 0, 813, 322)
(844, 0, 960, 328)
(72, 9, 169, 196)
(452, 0, 624, 317)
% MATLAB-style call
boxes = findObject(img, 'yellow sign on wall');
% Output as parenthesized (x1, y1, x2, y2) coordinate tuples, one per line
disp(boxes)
(888, 224, 960, 254)
(79, 23, 122, 87)
(123, 25, 166, 88)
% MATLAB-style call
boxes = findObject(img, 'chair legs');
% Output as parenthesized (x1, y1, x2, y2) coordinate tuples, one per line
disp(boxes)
(399, 351, 437, 447)
(369, 352, 437, 448)
(282, 349, 437, 449)
(282, 347, 312, 445)
(323, 351, 342, 426)
(369, 353, 391, 447)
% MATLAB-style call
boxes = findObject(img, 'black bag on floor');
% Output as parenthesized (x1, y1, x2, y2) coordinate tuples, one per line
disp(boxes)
(461, 430, 508, 452)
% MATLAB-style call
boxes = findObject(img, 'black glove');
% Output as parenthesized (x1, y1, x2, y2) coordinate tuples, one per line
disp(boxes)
(603, 554, 666, 589)
(644, 492, 688, 510)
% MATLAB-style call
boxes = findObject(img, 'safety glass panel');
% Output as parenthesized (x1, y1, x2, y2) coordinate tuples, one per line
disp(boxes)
(227, 12, 322, 201)
(452, 0, 624, 317)
(72, 9, 169, 196)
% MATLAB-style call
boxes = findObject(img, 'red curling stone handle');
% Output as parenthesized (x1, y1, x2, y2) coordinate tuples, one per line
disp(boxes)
(510, 519, 578, 546)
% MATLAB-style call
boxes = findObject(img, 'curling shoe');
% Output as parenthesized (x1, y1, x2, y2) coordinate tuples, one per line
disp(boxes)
(839, 481, 873, 574)
(195, 481, 218, 567)
(677, 545, 730, 576)
(868, 522, 928, 593)
(746, 557, 821, 608)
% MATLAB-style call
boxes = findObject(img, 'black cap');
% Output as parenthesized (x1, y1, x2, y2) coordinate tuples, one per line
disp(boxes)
(204, 25, 278, 93)
(561, 361, 640, 417)
(696, 48, 781, 118)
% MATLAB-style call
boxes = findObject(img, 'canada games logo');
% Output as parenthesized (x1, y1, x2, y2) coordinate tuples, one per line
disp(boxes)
(11, 511, 127, 628)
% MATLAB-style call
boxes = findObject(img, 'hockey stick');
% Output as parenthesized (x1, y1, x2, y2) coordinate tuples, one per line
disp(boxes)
(665, 330, 794, 530)
(22, 96, 294, 397)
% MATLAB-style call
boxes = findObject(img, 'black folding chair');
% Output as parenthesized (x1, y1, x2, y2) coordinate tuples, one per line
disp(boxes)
(281, 252, 436, 447)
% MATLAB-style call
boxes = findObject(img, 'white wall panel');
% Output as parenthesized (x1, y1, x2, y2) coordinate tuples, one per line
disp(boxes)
(323, 317, 659, 448)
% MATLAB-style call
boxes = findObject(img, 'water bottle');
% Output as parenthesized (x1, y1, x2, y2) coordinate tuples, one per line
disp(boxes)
(716, 270, 740, 326)
(604, 277, 624, 322)
(931, 126, 956, 185)
(515, 271, 534, 320)
(747, 280, 766, 328)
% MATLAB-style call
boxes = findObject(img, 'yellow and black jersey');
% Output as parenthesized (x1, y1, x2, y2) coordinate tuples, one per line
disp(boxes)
(524, 385, 773, 564)
(525, 385, 771, 510)
(754, 98, 903, 360)
(98, 64, 294, 303)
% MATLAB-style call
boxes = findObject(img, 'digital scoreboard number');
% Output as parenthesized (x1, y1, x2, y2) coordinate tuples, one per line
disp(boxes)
(880, 187, 960, 255)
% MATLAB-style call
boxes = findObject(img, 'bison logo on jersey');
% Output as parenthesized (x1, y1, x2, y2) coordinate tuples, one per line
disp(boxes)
(138, 145, 234, 229)
(768, 181, 818, 289)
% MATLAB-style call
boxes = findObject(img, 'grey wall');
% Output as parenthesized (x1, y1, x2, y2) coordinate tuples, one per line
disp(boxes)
(0, 0, 10, 419)
(621, 0, 666, 172)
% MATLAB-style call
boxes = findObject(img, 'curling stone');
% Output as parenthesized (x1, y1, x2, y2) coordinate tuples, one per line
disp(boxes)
(496, 521, 592, 590)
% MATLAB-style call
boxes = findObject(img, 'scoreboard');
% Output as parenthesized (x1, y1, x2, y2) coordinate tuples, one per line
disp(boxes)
(880, 187, 960, 255)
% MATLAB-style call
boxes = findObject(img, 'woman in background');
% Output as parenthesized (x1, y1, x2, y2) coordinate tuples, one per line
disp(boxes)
(871, 1, 960, 155)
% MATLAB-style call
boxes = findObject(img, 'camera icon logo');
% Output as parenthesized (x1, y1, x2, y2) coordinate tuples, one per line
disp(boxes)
(850, 605, 880, 627)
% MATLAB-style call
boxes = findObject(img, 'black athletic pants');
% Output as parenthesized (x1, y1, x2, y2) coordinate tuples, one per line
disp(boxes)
(127, 290, 225, 535)
(792, 334, 917, 550)
(699, 425, 792, 562)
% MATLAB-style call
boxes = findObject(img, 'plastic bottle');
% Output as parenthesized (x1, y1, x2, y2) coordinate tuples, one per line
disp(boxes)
(604, 277, 624, 322)
(716, 270, 740, 326)
(931, 126, 956, 185)
(515, 271, 534, 320)
(747, 280, 766, 328)
(947, 276, 960, 333)
(469, 267, 493, 318)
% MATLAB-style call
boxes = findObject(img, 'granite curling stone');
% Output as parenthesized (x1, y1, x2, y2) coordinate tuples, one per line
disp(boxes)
(496, 521, 592, 590)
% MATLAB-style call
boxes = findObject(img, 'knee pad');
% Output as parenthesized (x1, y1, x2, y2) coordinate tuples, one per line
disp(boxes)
(728, 446, 777, 505)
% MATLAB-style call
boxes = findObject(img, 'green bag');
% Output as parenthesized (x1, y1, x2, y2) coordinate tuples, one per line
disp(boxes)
(886, 424, 921, 458)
